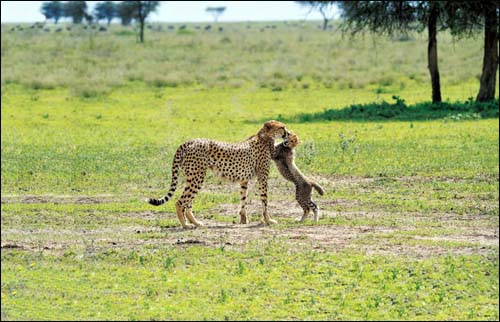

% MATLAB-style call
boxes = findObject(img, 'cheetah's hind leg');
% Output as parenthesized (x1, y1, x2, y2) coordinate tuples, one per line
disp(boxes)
(175, 201, 194, 229)
(298, 208, 310, 222)
(185, 207, 204, 227)
(177, 170, 206, 228)
(310, 201, 320, 222)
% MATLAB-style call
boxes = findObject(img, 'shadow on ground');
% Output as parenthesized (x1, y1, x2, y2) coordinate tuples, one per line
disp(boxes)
(252, 97, 499, 123)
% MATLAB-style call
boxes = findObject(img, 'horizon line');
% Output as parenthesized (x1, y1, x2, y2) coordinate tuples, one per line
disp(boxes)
(1, 18, 331, 24)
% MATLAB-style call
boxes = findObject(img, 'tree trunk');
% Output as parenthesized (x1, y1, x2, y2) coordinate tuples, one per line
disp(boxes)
(140, 19, 144, 42)
(319, 6, 328, 30)
(476, 4, 498, 102)
(138, 1, 144, 43)
(427, 3, 442, 103)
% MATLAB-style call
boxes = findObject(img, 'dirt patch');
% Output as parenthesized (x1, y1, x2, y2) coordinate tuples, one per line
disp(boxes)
(1, 194, 129, 204)
(321, 174, 498, 184)
(1, 243, 27, 250)
(359, 244, 495, 258)
(3, 210, 497, 259)
(413, 233, 499, 247)
(2, 174, 498, 258)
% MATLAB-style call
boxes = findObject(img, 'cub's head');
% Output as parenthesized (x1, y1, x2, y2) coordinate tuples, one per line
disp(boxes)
(282, 131, 299, 149)
(283, 131, 300, 149)
(260, 120, 289, 140)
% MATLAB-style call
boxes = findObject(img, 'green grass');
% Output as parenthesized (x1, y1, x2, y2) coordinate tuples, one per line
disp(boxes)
(2, 81, 498, 320)
(2, 83, 498, 195)
(2, 21, 498, 95)
(2, 246, 498, 320)
(1, 20, 499, 321)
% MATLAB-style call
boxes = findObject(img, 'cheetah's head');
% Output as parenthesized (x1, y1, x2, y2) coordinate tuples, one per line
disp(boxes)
(261, 120, 289, 141)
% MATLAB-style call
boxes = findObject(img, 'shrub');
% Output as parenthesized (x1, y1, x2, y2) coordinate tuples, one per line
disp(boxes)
(283, 96, 499, 122)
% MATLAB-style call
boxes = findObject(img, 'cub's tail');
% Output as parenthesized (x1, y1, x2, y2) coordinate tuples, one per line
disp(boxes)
(148, 146, 183, 206)
(311, 181, 325, 196)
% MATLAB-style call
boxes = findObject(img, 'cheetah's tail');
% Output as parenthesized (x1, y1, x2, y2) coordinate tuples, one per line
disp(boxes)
(311, 181, 325, 196)
(148, 146, 183, 206)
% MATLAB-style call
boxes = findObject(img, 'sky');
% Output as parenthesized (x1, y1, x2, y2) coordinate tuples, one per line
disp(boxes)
(1, 1, 339, 23)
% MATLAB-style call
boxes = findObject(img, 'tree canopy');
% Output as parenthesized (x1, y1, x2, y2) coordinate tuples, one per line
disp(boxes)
(297, 1, 337, 30)
(335, 0, 498, 102)
(63, 1, 88, 24)
(94, 1, 116, 25)
(206, 7, 226, 22)
(40, 1, 63, 24)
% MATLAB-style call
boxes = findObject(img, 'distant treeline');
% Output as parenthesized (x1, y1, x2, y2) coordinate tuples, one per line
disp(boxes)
(41, 1, 160, 42)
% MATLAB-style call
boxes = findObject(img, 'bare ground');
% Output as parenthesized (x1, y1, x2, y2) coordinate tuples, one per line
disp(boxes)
(2, 176, 498, 258)
(2, 204, 498, 259)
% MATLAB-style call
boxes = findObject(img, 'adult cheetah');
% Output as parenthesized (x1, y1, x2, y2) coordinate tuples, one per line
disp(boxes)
(148, 120, 290, 228)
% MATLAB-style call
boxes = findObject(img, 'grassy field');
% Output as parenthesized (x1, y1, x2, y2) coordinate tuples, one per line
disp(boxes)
(1, 21, 499, 320)
(1, 20, 495, 94)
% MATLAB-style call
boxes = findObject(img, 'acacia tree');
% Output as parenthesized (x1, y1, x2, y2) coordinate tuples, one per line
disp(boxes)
(63, 1, 88, 24)
(337, 1, 445, 103)
(115, 1, 159, 42)
(298, 1, 336, 30)
(94, 1, 116, 25)
(443, 1, 498, 102)
(475, 2, 498, 102)
(206, 7, 226, 23)
(116, 1, 135, 26)
(41, 1, 63, 24)
(135, 1, 160, 43)
(336, 1, 498, 103)
(424, 1, 442, 102)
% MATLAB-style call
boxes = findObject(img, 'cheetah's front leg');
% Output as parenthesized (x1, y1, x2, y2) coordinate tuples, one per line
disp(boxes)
(258, 171, 277, 225)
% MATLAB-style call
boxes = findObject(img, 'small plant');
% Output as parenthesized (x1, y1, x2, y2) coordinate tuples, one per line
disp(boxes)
(338, 132, 359, 162)
(339, 132, 355, 153)
(237, 260, 245, 275)
(415, 280, 422, 291)
(139, 255, 145, 265)
(297, 141, 317, 165)
(443, 112, 481, 122)
(219, 288, 229, 303)
(145, 287, 157, 298)
(164, 255, 175, 269)
(390, 267, 399, 280)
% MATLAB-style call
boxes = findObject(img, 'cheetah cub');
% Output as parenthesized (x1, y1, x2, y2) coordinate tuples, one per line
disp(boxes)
(272, 132, 325, 222)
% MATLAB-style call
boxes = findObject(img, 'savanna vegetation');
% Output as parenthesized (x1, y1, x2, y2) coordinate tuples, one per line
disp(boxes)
(1, 15, 499, 321)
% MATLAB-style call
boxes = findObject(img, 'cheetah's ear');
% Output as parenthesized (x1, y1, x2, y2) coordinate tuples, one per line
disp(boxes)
(264, 120, 274, 130)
